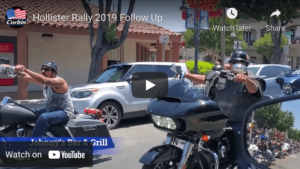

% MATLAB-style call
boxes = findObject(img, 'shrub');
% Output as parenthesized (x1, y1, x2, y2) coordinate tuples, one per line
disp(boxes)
(185, 61, 215, 75)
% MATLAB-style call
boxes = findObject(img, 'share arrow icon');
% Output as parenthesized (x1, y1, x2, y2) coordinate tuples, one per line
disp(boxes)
(270, 9, 281, 17)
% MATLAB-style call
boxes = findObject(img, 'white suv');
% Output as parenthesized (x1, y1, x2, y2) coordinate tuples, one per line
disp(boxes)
(69, 62, 190, 129)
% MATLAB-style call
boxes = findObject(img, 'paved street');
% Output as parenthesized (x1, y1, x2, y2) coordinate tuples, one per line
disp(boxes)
(269, 154, 300, 169)
(91, 116, 166, 169)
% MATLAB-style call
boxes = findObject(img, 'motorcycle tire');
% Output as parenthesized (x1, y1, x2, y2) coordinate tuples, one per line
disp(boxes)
(197, 151, 215, 169)
(142, 162, 177, 169)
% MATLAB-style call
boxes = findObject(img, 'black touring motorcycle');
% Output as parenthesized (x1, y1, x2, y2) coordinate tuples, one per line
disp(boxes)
(139, 64, 267, 169)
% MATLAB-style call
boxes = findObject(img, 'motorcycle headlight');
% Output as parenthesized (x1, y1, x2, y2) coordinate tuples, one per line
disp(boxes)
(71, 89, 99, 98)
(151, 115, 177, 130)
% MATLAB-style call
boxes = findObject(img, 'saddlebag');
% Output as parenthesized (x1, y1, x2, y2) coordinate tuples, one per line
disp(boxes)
(66, 119, 111, 138)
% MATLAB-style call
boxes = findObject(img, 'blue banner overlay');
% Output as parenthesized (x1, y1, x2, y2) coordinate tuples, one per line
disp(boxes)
(0, 137, 124, 167)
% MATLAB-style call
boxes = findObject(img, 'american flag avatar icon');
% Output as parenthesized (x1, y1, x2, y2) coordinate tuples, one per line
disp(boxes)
(6, 8, 26, 19)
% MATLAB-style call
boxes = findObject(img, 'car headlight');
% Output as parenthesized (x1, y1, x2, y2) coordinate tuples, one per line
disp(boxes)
(71, 89, 99, 98)
(151, 115, 177, 130)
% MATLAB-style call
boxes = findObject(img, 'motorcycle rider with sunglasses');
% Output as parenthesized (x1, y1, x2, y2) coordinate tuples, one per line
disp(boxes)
(185, 50, 266, 169)
(14, 61, 74, 137)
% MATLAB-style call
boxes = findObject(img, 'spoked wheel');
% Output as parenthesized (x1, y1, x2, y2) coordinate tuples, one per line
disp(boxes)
(142, 161, 177, 169)
(99, 102, 122, 129)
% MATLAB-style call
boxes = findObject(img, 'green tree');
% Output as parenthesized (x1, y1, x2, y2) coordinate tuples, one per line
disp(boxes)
(217, 0, 300, 63)
(253, 33, 288, 63)
(276, 110, 295, 132)
(184, 17, 247, 56)
(254, 103, 282, 130)
(81, 0, 136, 81)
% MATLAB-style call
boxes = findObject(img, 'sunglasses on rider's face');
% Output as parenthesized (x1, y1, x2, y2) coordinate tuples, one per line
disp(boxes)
(230, 61, 247, 65)
(41, 67, 51, 71)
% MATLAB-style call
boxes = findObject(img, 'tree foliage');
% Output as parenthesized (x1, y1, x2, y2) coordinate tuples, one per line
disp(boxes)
(254, 103, 282, 129)
(287, 128, 300, 141)
(217, 0, 300, 64)
(254, 102, 295, 140)
(253, 33, 288, 63)
(184, 17, 247, 57)
(185, 61, 215, 74)
(81, 0, 136, 82)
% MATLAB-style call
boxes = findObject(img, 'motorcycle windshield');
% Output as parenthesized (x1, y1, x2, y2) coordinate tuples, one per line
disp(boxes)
(157, 79, 206, 102)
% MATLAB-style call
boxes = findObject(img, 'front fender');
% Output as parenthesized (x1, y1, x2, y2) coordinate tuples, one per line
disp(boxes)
(91, 88, 127, 112)
(139, 144, 182, 165)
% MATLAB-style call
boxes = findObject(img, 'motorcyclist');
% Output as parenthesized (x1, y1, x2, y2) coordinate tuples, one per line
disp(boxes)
(185, 50, 266, 169)
(15, 61, 74, 137)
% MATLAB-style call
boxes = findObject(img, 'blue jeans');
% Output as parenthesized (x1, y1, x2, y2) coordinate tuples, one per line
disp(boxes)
(230, 122, 252, 169)
(31, 107, 69, 137)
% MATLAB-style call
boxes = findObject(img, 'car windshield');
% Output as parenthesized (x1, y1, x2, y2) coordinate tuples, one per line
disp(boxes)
(89, 65, 132, 83)
(162, 79, 205, 101)
(292, 70, 300, 75)
(247, 67, 260, 75)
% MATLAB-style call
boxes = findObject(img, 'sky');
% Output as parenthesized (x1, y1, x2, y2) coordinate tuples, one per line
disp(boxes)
(281, 99, 300, 130)
(89, 0, 186, 32)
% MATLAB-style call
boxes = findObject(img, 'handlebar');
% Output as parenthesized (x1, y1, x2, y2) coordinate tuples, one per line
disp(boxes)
(3, 66, 24, 78)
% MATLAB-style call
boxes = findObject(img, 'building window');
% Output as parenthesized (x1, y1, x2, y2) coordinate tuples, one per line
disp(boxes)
(261, 29, 268, 37)
(296, 56, 300, 69)
(179, 55, 183, 59)
(291, 29, 295, 39)
(288, 56, 294, 68)
(244, 32, 252, 42)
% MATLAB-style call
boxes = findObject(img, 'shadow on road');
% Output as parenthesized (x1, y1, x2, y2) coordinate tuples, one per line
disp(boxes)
(116, 116, 152, 129)
(1, 156, 113, 169)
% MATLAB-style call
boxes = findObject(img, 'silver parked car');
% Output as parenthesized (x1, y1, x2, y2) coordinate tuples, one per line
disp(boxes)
(247, 64, 291, 98)
(69, 62, 190, 129)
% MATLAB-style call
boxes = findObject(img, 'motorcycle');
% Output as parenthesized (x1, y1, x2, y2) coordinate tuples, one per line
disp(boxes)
(275, 69, 300, 95)
(139, 64, 262, 169)
(0, 66, 112, 164)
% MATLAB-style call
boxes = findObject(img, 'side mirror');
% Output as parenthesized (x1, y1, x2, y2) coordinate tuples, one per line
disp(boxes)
(126, 75, 133, 81)
(126, 75, 139, 81)
(242, 94, 300, 169)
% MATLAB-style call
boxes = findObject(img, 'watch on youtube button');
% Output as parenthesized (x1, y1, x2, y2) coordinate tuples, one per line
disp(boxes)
(131, 72, 168, 98)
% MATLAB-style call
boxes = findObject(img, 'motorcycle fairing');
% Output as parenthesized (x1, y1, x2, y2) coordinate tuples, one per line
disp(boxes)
(139, 144, 182, 165)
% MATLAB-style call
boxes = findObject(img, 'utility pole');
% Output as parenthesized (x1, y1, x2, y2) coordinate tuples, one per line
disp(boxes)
(194, 0, 199, 74)
(220, 8, 225, 67)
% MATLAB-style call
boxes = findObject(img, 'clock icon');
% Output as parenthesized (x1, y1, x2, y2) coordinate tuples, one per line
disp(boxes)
(227, 8, 238, 19)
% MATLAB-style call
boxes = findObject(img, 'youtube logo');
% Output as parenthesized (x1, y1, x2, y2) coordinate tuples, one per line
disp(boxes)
(48, 150, 60, 159)
(131, 72, 168, 98)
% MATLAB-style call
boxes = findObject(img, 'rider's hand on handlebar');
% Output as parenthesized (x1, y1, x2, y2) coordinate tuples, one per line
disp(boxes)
(234, 73, 248, 84)
(15, 64, 26, 72)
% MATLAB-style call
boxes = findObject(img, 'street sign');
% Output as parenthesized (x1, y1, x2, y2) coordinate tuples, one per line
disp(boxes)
(198, 10, 209, 30)
(185, 8, 209, 30)
(159, 34, 169, 43)
(233, 40, 242, 50)
(186, 8, 195, 29)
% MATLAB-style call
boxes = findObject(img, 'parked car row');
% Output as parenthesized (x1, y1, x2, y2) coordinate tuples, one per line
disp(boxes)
(69, 62, 293, 129)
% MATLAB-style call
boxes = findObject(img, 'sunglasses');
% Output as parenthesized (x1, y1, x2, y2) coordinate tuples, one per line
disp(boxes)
(41, 67, 51, 71)
(230, 61, 247, 65)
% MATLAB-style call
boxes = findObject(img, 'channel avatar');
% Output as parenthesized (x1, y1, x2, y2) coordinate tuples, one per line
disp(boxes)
(6, 7, 27, 28)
